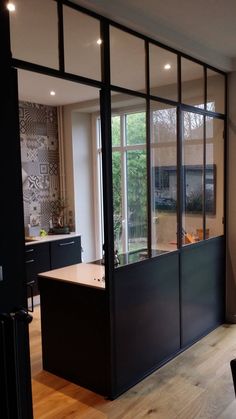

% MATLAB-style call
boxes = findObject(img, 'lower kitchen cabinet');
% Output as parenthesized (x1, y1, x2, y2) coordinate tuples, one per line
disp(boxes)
(25, 235, 81, 297)
(25, 243, 50, 297)
(50, 236, 81, 269)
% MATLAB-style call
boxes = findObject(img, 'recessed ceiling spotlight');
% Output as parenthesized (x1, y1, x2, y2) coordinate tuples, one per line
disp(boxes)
(164, 63, 171, 70)
(50, 91, 56, 96)
(7, 2, 16, 12)
(97, 38, 102, 45)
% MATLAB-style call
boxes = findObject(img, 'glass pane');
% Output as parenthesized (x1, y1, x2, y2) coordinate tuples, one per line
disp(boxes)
(206, 118, 224, 238)
(63, 6, 101, 80)
(181, 58, 204, 108)
(127, 150, 147, 253)
(112, 116, 121, 147)
(126, 112, 146, 145)
(151, 102, 177, 254)
(110, 26, 146, 92)
(149, 44, 178, 101)
(207, 70, 225, 114)
(182, 112, 204, 245)
(10, 0, 58, 68)
(112, 152, 123, 252)
(111, 94, 147, 265)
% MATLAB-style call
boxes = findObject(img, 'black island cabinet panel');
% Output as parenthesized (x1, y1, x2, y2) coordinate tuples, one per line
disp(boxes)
(39, 278, 107, 396)
(113, 252, 180, 396)
(50, 236, 82, 269)
(181, 236, 225, 348)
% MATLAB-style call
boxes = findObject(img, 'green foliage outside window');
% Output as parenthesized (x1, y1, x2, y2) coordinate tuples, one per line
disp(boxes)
(112, 112, 147, 252)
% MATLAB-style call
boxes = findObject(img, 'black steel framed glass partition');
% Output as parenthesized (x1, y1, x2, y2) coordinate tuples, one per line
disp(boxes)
(9, 0, 226, 269)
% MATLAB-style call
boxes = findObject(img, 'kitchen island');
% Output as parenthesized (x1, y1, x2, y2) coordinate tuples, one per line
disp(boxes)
(38, 263, 107, 395)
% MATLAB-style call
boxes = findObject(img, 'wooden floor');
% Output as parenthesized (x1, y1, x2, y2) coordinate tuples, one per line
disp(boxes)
(30, 305, 236, 419)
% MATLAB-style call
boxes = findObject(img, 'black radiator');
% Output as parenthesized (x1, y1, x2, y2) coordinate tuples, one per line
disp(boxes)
(0, 309, 33, 419)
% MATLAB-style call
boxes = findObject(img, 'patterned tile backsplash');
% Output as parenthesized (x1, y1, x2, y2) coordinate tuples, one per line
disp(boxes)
(20, 101, 60, 232)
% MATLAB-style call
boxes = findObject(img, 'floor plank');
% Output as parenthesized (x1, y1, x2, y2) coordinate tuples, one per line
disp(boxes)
(30, 305, 236, 419)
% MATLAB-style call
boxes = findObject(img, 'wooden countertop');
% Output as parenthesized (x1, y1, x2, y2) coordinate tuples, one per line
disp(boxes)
(25, 232, 80, 246)
(38, 263, 105, 290)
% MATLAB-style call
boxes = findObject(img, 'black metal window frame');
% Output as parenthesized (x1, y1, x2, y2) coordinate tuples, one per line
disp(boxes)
(9, 0, 227, 271)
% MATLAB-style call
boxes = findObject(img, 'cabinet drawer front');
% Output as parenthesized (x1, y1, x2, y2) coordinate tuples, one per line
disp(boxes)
(25, 243, 50, 292)
(25, 243, 50, 261)
(50, 236, 81, 269)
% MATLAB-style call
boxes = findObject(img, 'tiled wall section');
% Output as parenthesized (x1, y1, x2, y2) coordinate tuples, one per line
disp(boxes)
(20, 101, 59, 231)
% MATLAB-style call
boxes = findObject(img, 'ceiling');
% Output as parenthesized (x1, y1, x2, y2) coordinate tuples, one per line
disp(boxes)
(18, 70, 100, 107)
(73, 0, 236, 72)
(12, 0, 236, 106)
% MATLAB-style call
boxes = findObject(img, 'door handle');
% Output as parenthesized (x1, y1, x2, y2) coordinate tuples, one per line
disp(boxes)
(25, 248, 34, 253)
(26, 259, 35, 264)
(59, 241, 75, 246)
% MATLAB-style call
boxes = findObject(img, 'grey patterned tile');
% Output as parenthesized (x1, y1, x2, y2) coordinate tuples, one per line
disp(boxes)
(38, 148, 49, 162)
(35, 122, 47, 135)
(27, 149, 38, 162)
(40, 163, 49, 175)
(20, 101, 59, 231)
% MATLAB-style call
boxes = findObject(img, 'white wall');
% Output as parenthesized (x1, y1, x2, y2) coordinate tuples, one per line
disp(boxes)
(62, 99, 100, 263)
(71, 112, 96, 262)
(226, 71, 236, 322)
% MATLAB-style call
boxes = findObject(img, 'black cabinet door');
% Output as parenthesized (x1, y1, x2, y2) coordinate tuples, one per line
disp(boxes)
(50, 236, 81, 269)
(25, 243, 50, 295)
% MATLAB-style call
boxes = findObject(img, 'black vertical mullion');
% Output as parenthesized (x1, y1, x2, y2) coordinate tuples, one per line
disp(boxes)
(101, 19, 110, 85)
(100, 20, 113, 276)
(57, 1, 65, 72)
(177, 107, 183, 249)
(177, 54, 183, 349)
(100, 19, 116, 398)
(177, 54, 182, 249)
(204, 67, 207, 111)
(203, 115, 206, 240)
(145, 41, 152, 258)
(223, 74, 227, 319)
(223, 74, 228, 240)
(203, 67, 207, 240)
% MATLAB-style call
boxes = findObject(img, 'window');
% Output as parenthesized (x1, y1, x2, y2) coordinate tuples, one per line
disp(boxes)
(96, 95, 148, 264)
(104, 110, 147, 256)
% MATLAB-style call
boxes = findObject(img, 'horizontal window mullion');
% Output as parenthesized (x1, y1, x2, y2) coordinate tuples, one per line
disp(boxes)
(112, 145, 146, 152)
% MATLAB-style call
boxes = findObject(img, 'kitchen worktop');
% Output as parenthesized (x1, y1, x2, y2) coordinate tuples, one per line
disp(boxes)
(38, 263, 105, 289)
(25, 232, 80, 246)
